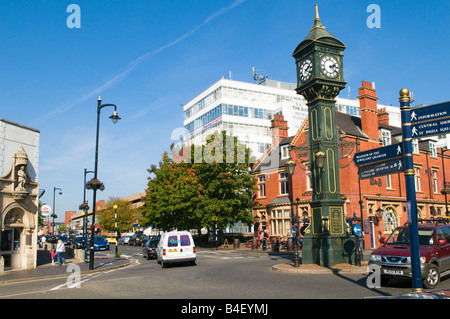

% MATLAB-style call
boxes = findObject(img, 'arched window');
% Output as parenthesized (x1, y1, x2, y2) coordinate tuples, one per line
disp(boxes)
(383, 207, 398, 233)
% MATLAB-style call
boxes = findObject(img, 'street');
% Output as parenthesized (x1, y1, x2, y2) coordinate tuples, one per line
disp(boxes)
(1, 244, 449, 302)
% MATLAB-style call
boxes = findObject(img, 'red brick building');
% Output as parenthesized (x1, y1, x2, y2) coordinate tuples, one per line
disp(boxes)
(252, 81, 449, 249)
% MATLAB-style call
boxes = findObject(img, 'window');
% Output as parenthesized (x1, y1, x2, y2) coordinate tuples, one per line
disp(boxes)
(380, 129, 391, 146)
(306, 169, 312, 190)
(432, 170, 438, 194)
(270, 209, 291, 236)
(279, 172, 289, 195)
(415, 167, 421, 192)
(281, 145, 289, 159)
(180, 235, 191, 246)
(386, 175, 392, 189)
(258, 175, 266, 198)
(429, 141, 437, 157)
(383, 208, 398, 233)
(168, 236, 178, 247)
(412, 139, 419, 154)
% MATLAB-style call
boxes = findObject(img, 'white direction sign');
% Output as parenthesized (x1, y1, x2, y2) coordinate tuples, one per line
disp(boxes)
(40, 204, 52, 217)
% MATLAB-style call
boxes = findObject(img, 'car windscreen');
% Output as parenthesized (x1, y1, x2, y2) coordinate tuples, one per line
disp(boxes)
(386, 228, 435, 245)
(94, 236, 105, 242)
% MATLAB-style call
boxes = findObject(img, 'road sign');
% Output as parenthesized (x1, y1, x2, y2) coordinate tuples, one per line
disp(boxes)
(409, 101, 450, 139)
(40, 204, 52, 217)
(353, 143, 403, 167)
(358, 158, 405, 180)
(352, 224, 362, 236)
(411, 117, 450, 139)
(410, 101, 450, 124)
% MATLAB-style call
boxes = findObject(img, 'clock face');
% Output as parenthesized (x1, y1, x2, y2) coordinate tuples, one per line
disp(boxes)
(298, 59, 313, 83)
(320, 55, 339, 78)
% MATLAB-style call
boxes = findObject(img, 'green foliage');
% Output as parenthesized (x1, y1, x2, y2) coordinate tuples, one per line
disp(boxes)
(97, 197, 138, 233)
(141, 131, 257, 232)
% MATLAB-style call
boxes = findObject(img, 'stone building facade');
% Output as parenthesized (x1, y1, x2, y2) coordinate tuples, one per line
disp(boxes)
(0, 119, 40, 271)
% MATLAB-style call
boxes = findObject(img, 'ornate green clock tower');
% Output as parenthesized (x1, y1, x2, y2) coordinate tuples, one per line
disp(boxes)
(292, 5, 353, 266)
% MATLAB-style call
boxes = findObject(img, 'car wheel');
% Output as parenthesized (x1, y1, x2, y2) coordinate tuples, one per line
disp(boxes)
(423, 264, 440, 289)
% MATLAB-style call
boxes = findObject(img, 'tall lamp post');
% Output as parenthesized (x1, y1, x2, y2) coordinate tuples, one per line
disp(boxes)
(52, 187, 62, 236)
(114, 204, 119, 257)
(82, 169, 94, 262)
(88, 97, 121, 270)
(286, 157, 300, 267)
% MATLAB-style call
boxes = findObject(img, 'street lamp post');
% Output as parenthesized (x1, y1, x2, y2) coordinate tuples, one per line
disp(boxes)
(82, 168, 94, 263)
(286, 158, 300, 267)
(88, 97, 121, 270)
(52, 187, 62, 236)
(114, 204, 119, 256)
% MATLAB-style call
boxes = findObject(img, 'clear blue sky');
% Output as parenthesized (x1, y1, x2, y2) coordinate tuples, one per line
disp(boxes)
(1, 0, 449, 223)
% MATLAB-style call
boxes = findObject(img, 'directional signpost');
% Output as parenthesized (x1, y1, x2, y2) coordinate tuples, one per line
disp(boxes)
(352, 94, 449, 291)
(354, 143, 404, 179)
(410, 101, 450, 139)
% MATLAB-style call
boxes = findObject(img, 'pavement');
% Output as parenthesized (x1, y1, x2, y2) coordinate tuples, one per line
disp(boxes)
(0, 247, 132, 285)
(0, 244, 372, 284)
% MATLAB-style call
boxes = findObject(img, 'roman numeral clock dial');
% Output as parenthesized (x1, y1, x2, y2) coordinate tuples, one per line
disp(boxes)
(320, 55, 339, 78)
(298, 58, 313, 83)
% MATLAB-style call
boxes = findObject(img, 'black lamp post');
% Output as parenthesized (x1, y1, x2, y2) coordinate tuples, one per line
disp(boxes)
(114, 204, 119, 256)
(82, 169, 94, 263)
(88, 97, 121, 270)
(52, 187, 62, 236)
(286, 158, 300, 267)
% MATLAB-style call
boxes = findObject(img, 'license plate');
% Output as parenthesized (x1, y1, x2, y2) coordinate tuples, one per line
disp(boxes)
(383, 269, 403, 275)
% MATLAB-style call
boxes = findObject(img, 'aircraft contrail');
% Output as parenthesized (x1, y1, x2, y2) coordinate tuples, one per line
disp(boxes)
(33, 0, 246, 124)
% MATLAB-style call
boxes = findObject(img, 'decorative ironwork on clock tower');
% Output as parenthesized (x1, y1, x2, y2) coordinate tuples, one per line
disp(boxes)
(292, 5, 354, 266)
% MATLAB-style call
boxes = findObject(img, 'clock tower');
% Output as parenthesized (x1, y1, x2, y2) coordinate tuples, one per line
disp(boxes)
(292, 5, 353, 266)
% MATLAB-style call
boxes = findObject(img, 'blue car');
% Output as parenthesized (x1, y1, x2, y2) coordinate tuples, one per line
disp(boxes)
(93, 236, 110, 251)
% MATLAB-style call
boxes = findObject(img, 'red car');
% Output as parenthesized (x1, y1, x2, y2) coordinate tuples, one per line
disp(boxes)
(369, 219, 450, 289)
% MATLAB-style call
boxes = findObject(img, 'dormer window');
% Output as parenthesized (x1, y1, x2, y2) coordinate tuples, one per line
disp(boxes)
(429, 141, 437, 157)
(380, 129, 391, 146)
(281, 145, 290, 160)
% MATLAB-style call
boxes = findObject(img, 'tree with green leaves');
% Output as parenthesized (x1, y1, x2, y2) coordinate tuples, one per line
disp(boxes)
(96, 197, 138, 234)
(141, 131, 256, 232)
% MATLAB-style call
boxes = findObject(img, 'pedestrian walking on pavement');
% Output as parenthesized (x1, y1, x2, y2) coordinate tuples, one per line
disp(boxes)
(56, 239, 67, 266)
(51, 249, 56, 265)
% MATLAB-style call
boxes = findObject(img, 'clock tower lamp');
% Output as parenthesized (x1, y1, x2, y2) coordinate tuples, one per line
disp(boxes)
(292, 5, 354, 266)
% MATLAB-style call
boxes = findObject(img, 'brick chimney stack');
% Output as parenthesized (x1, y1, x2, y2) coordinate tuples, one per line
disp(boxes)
(357, 81, 379, 140)
(271, 114, 288, 145)
(378, 107, 389, 126)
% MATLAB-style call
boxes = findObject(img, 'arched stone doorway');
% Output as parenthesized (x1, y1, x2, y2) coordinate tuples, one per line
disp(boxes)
(1, 208, 26, 269)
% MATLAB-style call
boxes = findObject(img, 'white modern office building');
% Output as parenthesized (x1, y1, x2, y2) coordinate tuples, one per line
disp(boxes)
(183, 78, 401, 160)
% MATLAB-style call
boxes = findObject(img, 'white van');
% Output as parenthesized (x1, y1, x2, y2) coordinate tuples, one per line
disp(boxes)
(156, 231, 196, 268)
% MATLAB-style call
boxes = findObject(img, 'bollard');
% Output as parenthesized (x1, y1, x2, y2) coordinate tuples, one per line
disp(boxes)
(251, 238, 258, 250)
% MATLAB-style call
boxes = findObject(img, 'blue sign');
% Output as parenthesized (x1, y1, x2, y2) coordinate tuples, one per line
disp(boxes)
(410, 101, 450, 124)
(353, 143, 403, 167)
(352, 224, 362, 236)
(411, 117, 450, 139)
(358, 158, 405, 180)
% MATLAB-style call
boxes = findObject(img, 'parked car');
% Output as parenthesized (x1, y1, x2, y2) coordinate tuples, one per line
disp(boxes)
(93, 235, 110, 251)
(105, 236, 117, 245)
(369, 219, 450, 289)
(157, 231, 196, 268)
(74, 236, 86, 249)
(117, 235, 131, 245)
(143, 237, 160, 259)
(129, 233, 145, 246)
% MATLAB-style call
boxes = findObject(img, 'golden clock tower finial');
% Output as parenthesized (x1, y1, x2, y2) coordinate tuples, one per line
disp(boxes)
(311, 4, 326, 31)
